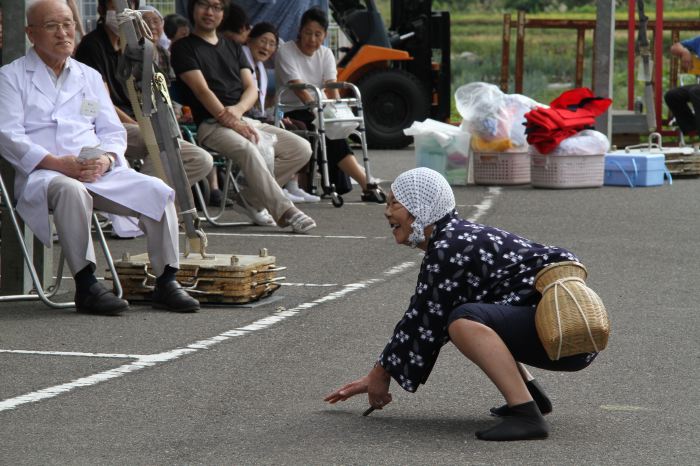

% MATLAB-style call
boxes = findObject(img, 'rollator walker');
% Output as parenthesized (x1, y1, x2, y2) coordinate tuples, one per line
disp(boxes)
(274, 81, 386, 207)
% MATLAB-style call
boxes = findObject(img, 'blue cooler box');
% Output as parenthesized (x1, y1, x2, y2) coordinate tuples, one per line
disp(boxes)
(604, 152, 671, 187)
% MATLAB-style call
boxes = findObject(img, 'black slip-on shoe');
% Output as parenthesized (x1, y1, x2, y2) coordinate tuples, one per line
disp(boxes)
(151, 280, 200, 313)
(360, 183, 387, 203)
(75, 283, 129, 316)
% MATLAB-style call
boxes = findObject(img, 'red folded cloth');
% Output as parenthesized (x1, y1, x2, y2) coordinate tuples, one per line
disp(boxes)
(524, 87, 612, 154)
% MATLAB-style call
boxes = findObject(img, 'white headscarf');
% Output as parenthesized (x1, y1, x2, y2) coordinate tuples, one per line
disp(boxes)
(391, 167, 456, 248)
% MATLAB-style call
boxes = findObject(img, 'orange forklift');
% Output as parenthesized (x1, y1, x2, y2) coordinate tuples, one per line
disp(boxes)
(329, 0, 451, 148)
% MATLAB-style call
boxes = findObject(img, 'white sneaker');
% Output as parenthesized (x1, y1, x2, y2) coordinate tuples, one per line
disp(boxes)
(287, 186, 321, 203)
(283, 188, 306, 203)
(232, 201, 276, 226)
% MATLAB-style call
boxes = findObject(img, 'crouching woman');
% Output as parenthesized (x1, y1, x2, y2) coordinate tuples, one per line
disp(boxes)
(324, 167, 599, 441)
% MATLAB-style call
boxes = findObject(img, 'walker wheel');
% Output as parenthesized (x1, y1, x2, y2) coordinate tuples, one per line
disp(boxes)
(331, 193, 344, 208)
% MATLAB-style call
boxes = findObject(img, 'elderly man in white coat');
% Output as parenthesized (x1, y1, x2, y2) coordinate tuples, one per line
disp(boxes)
(0, 0, 200, 315)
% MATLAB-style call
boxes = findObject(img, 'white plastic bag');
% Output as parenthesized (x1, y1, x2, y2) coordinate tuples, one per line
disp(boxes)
(321, 102, 359, 140)
(529, 129, 610, 156)
(455, 82, 506, 141)
(455, 82, 542, 150)
(256, 130, 277, 174)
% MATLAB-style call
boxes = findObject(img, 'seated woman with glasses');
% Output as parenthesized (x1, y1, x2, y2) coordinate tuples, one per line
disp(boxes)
(224, 21, 320, 203)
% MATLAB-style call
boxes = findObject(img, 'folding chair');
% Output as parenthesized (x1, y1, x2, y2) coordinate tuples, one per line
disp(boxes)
(180, 125, 251, 227)
(274, 81, 385, 208)
(0, 170, 122, 308)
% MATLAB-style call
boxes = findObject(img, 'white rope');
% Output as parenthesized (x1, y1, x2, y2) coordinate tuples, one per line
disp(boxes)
(116, 8, 153, 41)
(544, 277, 599, 360)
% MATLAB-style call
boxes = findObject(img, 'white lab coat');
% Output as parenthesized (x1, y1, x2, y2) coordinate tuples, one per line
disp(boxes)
(0, 48, 174, 246)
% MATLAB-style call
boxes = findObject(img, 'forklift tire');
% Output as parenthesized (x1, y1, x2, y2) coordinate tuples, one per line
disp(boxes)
(358, 69, 430, 149)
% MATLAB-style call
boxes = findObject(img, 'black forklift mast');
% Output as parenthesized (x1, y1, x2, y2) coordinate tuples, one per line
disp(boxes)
(390, 0, 451, 122)
(329, 0, 451, 122)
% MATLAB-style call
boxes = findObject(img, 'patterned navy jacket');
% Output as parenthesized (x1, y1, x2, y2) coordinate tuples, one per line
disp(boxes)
(377, 211, 578, 392)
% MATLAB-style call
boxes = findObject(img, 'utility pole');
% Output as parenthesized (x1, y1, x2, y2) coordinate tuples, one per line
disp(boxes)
(593, 0, 616, 141)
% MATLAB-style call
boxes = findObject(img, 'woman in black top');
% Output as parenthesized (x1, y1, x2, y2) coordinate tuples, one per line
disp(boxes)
(325, 167, 598, 441)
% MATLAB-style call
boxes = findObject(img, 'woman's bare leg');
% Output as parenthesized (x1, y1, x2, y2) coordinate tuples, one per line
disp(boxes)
(448, 319, 532, 406)
(337, 155, 367, 190)
(449, 318, 548, 441)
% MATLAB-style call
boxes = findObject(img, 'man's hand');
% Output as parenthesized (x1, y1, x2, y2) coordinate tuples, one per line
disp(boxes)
(38, 154, 111, 182)
(681, 49, 693, 72)
(216, 105, 245, 127)
(77, 155, 111, 183)
(231, 120, 259, 144)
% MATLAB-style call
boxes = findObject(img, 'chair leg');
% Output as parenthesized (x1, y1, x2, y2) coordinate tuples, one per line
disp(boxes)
(93, 213, 122, 299)
(0, 173, 72, 308)
(1, 172, 124, 308)
(196, 158, 249, 227)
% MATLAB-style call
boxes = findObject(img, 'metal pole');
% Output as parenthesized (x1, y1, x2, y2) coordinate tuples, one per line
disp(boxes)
(515, 11, 525, 94)
(628, 0, 636, 111)
(593, 0, 616, 141)
(500, 14, 511, 93)
(653, 0, 664, 131)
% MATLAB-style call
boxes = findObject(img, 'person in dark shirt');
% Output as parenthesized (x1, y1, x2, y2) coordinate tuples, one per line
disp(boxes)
(665, 35, 700, 139)
(74, 0, 212, 190)
(170, 0, 316, 233)
(325, 167, 599, 441)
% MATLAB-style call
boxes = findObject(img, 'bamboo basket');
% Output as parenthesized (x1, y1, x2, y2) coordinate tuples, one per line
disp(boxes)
(534, 261, 610, 360)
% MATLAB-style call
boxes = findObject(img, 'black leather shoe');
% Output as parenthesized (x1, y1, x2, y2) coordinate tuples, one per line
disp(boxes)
(75, 283, 129, 316)
(152, 280, 200, 313)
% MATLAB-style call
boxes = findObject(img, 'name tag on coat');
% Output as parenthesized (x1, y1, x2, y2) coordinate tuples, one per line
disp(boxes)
(80, 99, 100, 117)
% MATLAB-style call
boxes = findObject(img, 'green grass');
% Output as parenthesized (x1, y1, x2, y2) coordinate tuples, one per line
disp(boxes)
(447, 8, 700, 121)
(370, 2, 699, 122)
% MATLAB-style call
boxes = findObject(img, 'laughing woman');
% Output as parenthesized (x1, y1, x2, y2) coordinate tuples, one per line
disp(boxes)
(275, 7, 385, 202)
(324, 167, 599, 441)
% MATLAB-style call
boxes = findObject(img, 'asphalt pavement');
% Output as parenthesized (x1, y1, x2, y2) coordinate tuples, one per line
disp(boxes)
(1, 148, 698, 465)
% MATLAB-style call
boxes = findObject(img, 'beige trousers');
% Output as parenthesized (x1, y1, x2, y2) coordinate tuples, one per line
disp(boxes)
(47, 176, 179, 278)
(197, 118, 312, 222)
(124, 123, 213, 186)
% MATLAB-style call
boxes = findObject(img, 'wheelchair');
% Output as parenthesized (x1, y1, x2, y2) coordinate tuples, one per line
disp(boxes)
(274, 81, 386, 208)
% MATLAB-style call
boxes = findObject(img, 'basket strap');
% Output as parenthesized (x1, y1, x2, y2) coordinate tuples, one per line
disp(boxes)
(540, 277, 585, 295)
(549, 279, 600, 360)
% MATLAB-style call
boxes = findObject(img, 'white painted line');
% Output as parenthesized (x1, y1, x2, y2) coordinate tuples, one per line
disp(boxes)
(281, 283, 338, 287)
(600, 405, 658, 412)
(468, 187, 501, 222)
(193, 232, 369, 239)
(0, 350, 144, 359)
(383, 261, 416, 276)
(0, 262, 415, 413)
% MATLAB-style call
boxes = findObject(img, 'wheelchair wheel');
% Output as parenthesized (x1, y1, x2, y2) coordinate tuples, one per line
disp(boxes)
(331, 192, 344, 208)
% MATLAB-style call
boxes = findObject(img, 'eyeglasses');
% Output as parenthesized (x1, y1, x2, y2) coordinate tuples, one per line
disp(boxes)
(255, 38, 277, 49)
(143, 17, 163, 27)
(195, 1, 224, 13)
(30, 20, 76, 33)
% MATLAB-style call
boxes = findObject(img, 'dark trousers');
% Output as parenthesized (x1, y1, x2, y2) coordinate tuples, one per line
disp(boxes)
(664, 84, 700, 135)
(447, 303, 597, 372)
(285, 109, 354, 194)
